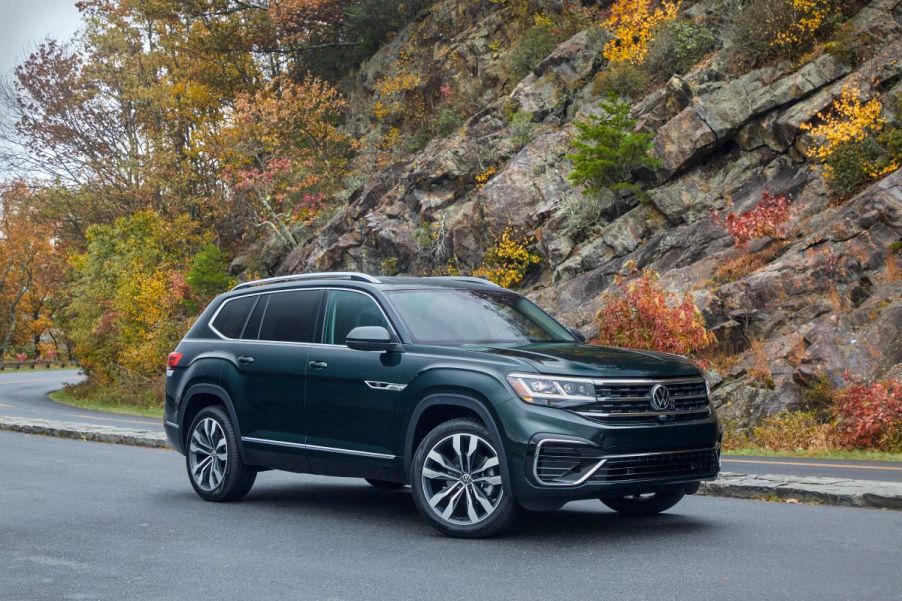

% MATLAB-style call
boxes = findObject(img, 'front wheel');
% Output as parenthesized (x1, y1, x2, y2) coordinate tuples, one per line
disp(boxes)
(186, 406, 256, 502)
(411, 418, 520, 538)
(601, 490, 685, 516)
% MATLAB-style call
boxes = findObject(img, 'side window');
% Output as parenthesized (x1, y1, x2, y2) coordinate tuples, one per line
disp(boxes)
(258, 290, 322, 343)
(241, 295, 268, 340)
(211, 296, 256, 339)
(323, 290, 389, 345)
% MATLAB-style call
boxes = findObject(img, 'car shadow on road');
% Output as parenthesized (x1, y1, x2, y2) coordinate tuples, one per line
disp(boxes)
(178, 477, 718, 543)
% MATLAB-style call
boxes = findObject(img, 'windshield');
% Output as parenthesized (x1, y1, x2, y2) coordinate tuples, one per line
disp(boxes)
(385, 289, 575, 345)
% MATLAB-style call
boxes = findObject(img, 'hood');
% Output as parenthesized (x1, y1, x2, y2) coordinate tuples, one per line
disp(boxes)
(467, 343, 702, 379)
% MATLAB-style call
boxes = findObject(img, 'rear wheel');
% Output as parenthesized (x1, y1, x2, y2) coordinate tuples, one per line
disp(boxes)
(411, 418, 520, 538)
(186, 406, 256, 502)
(601, 490, 685, 516)
(365, 478, 405, 490)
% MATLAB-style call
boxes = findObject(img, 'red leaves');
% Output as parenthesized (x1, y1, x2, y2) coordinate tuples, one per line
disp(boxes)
(710, 191, 791, 249)
(592, 269, 715, 356)
(833, 379, 902, 450)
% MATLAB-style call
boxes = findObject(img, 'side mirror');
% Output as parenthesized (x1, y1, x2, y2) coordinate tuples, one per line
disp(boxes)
(569, 327, 586, 343)
(345, 326, 401, 352)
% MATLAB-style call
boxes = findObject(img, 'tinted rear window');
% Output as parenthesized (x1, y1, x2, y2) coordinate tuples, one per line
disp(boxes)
(258, 290, 322, 343)
(211, 296, 256, 339)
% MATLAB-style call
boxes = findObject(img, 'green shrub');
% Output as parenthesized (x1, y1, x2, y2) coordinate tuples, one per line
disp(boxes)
(434, 107, 463, 137)
(725, 0, 795, 68)
(507, 109, 535, 147)
(645, 19, 718, 80)
(560, 194, 608, 240)
(187, 243, 234, 301)
(568, 94, 660, 197)
(507, 24, 562, 83)
(591, 62, 650, 100)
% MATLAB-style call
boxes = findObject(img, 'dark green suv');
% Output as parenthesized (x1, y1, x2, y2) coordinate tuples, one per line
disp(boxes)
(165, 272, 720, 537)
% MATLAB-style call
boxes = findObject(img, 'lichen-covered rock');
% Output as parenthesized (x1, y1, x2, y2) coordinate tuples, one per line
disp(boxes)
(276, 0, 902, 429)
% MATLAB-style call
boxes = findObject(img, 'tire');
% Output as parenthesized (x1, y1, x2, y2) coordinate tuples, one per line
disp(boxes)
(185, 406, 256, 502)
(601, 490, 685, 516)
(365, 478, 406, 490)
(411, 418, 520, 538)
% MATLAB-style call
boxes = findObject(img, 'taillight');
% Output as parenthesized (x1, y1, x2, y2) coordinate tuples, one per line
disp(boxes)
(167, 352, 183, 368)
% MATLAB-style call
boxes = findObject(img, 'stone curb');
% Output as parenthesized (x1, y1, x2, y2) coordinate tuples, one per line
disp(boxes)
(2, 417, 901, 510)
(0, 416, 169, 449)
(699, 472, 902, 510)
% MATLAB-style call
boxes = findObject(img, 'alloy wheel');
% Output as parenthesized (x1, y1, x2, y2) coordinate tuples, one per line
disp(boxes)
(188, 417, 228, 491)
(420, 433, 504, 526)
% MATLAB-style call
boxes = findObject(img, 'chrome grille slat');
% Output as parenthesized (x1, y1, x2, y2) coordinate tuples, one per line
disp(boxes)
(576, 377, 710, 423)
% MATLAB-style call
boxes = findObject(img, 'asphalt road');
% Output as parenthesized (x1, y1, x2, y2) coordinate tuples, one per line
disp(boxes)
(0, 369, 161, 431)
(1, 370, 901, 482)
(1, 431, 900, 601)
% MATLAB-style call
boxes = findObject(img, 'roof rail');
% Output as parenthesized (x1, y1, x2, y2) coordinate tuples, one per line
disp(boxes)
(232, 272, 381, 291)
(438, 276, 501, 288)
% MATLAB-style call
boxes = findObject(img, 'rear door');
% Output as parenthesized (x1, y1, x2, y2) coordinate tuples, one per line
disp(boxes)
(219, 289, 323, 452)
(304, 289, 403, 474)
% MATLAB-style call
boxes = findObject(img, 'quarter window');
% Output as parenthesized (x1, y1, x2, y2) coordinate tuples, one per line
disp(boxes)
(322, 290, 390, 345)
(211, 296, 256, 339)
(258, 290, 322, 343)
(241, 295, 268, 340)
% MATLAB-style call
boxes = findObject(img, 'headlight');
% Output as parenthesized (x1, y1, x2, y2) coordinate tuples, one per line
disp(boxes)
(506, 373, 596, 408)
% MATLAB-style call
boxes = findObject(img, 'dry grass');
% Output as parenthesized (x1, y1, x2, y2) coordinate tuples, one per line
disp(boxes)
(828, 284, 848, 313)
(747, 339, 774, 388)
(884, 252, 900, 283)
(723, 411, 835, 452)
(714, 242, 788, 283)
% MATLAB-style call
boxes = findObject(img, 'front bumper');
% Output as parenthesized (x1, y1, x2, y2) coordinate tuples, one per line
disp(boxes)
(497, 395, 722, 501)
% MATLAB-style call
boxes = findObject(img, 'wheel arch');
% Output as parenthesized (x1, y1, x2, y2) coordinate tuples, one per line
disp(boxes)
(404, 393, 509, 485)
(178, 383, 246, 460)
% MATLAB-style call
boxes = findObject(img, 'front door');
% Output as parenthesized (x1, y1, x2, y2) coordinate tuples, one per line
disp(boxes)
(304, 289, 403, 475)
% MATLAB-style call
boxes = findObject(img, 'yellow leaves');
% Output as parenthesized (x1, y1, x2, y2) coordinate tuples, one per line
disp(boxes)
(800, 84, 885, 181)
(475, 165, 498, 187)
(374, 72, 422, 96)
(533, 14, 555, 28)
(801, 85, 883, 159)
(771, 0, 838, 50)
(473, 227, 542, 288)
(602, 0, 680, 64)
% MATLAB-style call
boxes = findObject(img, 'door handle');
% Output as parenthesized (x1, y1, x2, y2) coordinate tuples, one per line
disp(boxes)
(237, 355, 255, 364)
(308, 360, 328, 370)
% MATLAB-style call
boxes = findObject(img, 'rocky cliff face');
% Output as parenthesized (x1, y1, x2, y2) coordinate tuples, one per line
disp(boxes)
(278, 0, 902, 424)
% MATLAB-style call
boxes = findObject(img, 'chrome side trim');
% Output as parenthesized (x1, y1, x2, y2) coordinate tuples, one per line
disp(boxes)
(364, 381, 407, 392)
(164, 420, 179, 429)
(532, 438, 607, 487)
(233, 272, 380, 290)
(241, 436, 396, 460)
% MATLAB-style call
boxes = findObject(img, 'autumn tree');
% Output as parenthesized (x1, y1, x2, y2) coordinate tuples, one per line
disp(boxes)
(219, 74, 354, 248)
(0, 182, 65, 360)
(66, 210, 230, 382)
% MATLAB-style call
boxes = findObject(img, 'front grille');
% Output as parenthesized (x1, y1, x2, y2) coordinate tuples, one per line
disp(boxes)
(533, 442, 719, 486)
(578, 378, 710, 423)
(587, 448, 719, 484)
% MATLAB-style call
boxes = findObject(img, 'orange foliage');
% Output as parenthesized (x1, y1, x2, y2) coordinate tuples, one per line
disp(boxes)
(592, 269, 715, 355)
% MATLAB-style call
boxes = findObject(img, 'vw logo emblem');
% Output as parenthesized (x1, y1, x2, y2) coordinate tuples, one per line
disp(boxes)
(650, 384, 671, 411)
